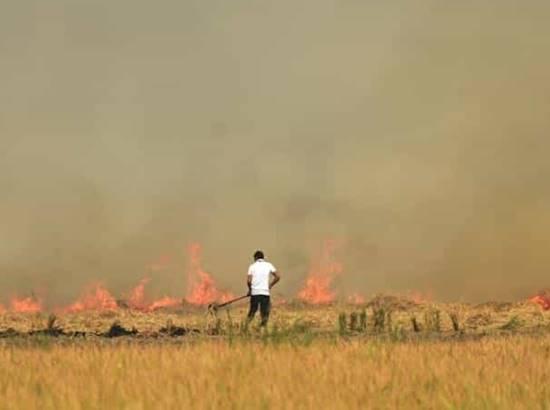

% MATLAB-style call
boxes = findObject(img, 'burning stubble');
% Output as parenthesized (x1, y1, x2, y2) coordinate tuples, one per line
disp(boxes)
(298, 239, 342, 304)
(1, 1, 550, 304)
(1, 240, 548, 313)
(185, 243, 234, 305)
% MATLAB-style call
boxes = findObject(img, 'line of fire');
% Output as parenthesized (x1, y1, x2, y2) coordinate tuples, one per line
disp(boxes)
(1, 241, 548, 314)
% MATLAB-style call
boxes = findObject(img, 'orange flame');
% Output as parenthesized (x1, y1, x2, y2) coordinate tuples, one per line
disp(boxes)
(185, 243, 233, 305)
(125, 276, 183, 311)
(10, 296, 42, 313)
(65, 283, 118, 313)
(127, 278, 150, 310)
(147, 296, 181, 311)
(298, 239, 342, 304)
(529, 293, 550, 310)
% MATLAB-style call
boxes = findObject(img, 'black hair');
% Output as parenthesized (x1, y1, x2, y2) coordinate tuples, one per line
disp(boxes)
(254, 250, 264, 260)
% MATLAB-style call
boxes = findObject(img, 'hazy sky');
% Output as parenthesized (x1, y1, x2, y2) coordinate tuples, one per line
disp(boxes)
(1, 1, 549, 304)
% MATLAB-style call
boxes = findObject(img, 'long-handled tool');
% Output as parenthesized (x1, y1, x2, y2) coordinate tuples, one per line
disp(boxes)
(208, 294, 250, 313)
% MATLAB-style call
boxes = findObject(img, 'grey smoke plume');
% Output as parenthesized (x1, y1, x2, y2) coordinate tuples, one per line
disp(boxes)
(1, 1, 549, 305)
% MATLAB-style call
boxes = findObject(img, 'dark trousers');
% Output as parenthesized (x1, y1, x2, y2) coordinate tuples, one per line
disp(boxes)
(247, 295, 270, 326)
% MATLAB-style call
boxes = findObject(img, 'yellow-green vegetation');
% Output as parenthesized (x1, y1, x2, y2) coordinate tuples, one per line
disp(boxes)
(0, 298, 548, 409)
(0, 296, 548, 336)
(0, 335, 548, 409)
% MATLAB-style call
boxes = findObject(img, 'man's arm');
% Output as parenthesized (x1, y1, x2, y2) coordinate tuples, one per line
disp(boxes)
(269, 270, 281, 289)
(247, 271, 252, 296)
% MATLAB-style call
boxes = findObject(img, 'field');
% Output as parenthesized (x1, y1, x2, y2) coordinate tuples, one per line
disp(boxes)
(1, 297, 549, 409)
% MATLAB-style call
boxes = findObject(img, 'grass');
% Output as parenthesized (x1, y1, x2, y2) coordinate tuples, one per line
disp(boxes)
(0, 335, 549, 409)
(0, 298, 548, 409)
(0, 297, 547, 337)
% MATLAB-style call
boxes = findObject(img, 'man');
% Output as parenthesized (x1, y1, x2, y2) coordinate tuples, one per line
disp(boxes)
(246, 250, 280, 327)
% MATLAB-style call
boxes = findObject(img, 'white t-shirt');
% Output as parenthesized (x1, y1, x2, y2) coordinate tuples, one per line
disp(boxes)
(248, 259, 277, 296)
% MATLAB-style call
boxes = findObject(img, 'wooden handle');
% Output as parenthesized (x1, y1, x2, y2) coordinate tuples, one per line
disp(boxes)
(217, 294, 250, 308)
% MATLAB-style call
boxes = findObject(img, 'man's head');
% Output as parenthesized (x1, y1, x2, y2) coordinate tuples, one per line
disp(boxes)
(253, 250, 264, 261)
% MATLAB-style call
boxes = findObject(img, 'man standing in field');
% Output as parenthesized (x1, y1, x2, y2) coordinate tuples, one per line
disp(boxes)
(247, 250, 280, 327)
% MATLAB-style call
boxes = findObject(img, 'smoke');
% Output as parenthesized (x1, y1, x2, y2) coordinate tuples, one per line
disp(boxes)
(1, 0, 549, 304)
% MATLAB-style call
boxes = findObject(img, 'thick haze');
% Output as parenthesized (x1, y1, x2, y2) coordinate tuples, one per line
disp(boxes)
(1, 1, 549, 305)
